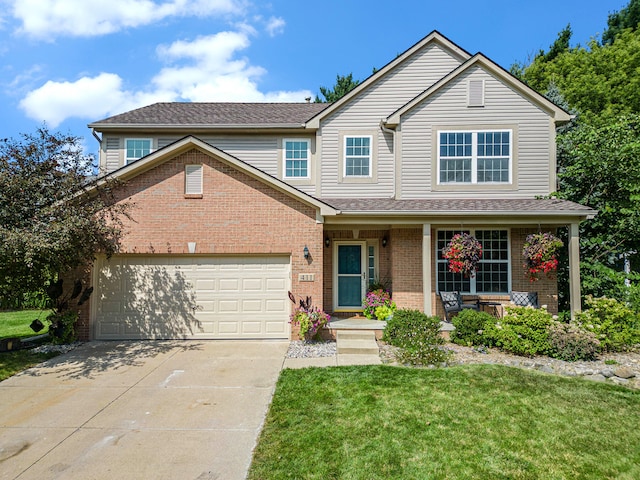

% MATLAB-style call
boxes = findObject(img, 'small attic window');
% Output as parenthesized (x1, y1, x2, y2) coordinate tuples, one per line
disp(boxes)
(468, 79, 485, 107)
(185, 164, 203, 196)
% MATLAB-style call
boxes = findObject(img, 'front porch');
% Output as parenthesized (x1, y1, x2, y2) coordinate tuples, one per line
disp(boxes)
(321, 224, 581, 322)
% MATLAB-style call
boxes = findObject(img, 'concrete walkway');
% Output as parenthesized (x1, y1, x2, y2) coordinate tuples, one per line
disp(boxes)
(0, 340, 288, 480)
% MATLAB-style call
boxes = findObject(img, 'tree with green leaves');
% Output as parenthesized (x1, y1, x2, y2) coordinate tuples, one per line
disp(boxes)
(0, 127, 130, 308)
(315, 73, 361, 103)
(513, 0, 640, 308)
(603, 0, 640, 45)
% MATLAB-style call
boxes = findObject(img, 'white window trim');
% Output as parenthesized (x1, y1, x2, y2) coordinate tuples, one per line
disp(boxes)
(125, 138, 153, 164)
(435, 228, 511, 295)
(282, 139, 311, 179)
(437, 129, 512, 185)
(343, 135, 373, 178)
(184, 164, 203, 195)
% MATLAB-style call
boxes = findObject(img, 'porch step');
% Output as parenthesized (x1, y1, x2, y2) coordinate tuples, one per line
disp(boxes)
(336, 330, 380, 356)
(336, 330, 375, 341)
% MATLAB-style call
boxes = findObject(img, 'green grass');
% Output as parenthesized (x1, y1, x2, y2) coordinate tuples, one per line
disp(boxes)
(0, 309, 58, 381)
(0, 309, 49, 339)
(0, 349, 60, 381)
(249, 365, 640, 480)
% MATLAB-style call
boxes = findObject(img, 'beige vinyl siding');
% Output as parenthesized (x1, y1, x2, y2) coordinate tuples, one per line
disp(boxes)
(399, 67, 553, 199)
(320, 42, 464, 198)
(157, 137, 182, 149)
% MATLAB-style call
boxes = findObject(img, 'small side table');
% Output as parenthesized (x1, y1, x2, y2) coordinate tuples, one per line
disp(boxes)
(479, 301, 503, 318)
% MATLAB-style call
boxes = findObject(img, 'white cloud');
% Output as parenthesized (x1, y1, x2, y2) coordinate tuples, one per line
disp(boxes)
(18, 30, 313, 126)
(10, 0, 245, 40)
(265, 16, 285, 37)
(19, 73, 127, 127)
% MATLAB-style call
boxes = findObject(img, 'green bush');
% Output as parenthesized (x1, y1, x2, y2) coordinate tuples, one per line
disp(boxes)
(575, 296, 640, 352)
(450, 309, 495, 347)
(483, 306, 554, 357)
(382, 309, 451, 366)
(47, 310, 78, 344)
(548, 321, 600, 361)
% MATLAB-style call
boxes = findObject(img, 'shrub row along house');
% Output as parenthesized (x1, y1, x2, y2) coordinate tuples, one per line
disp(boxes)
(78, 31, 595, 341)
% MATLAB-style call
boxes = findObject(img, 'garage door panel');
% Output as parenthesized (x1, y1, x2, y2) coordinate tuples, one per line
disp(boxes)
(95, 255, 291, 340)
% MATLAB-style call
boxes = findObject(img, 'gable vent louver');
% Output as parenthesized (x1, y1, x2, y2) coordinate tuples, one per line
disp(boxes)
(468, 79, 485, 107)
(185, 164, 203, 195)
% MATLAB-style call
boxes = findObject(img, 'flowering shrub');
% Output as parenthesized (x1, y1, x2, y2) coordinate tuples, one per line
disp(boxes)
(575, 296, 640, 352)
(288, 293, 329, 341)
(363, 289, 396, 320)
(450, 309, 496, 347)
(482, 305, 554, 356)
(382, 309, 451, 365)
(522, 232, 563, 281)
(443, 233, 482, 277)
(548, 321, 600, 361)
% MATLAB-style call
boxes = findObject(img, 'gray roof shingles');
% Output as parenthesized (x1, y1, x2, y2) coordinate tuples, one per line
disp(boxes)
(320, 198, 596, 216)
(90, 102, 330, 127)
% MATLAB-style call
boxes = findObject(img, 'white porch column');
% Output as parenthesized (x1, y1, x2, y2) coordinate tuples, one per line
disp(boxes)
(569, 222, 582, 319)
(423, 224, 432, 315)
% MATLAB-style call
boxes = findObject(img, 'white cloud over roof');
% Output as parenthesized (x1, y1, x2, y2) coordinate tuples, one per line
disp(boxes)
(18, 30, 313, 127)
(10, 0, 244, 39)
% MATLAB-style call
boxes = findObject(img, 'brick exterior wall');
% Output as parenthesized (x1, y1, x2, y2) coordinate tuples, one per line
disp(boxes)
(83, 148, 323, 340)
(389, 228, 424, 310)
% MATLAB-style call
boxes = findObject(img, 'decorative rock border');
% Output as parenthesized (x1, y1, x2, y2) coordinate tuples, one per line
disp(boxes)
(381, 343, 640, 389)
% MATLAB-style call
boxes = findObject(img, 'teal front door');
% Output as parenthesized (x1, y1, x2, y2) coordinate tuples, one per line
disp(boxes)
(335, 242, 366, 310)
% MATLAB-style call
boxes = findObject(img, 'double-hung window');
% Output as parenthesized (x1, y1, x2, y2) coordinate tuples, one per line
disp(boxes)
(437, 229, 509, 294)
(344, 136, 371, 177)
(283, 139, 310, 179)
(125, 138, 152, 164)
(438, 130, 511, 184)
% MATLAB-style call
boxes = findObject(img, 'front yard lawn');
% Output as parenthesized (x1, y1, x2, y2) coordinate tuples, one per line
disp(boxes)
(0, 309, 48, 339)
(249, 364, 640, 480)
(0, 309, 58, 381)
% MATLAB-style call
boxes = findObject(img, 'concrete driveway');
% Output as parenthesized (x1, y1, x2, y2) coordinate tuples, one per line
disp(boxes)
(0, 340, 289, 480)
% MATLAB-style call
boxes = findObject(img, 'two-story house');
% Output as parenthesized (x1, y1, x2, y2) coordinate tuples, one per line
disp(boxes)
(80, 31, 595, 341)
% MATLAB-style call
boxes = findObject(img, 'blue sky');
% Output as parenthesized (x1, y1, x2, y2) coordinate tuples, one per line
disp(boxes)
(0, 0, 629, 156)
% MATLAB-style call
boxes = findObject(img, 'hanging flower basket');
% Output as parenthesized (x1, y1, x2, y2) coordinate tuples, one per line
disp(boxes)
(443, 233, 483, 277)
(522, 232, 563, 282)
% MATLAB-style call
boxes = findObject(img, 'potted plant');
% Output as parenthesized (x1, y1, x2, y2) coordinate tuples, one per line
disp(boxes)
(288, 293, 330, 341)
(443, 233, 483, 277)
(522, 232, 563, 281)
(362, 289, 396, 320)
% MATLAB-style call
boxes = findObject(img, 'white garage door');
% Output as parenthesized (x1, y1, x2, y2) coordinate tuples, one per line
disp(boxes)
(94, 255, 291, 340)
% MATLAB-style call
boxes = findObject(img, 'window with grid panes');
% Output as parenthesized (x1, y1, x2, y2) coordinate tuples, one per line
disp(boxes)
(438, 130, 511, 184)
(125, 139, 152, 164)
(344, 136, 371, 177)
(368, 245, 375, 286)
(436, 229, 509, 293)
(283, 139, 309, 178)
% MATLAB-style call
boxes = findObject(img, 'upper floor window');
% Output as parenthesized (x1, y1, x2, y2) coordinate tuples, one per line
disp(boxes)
(344, 136, 371, 177)
(283, 139, 310, 179)
(437, 229, 509, 294)
(438, 130, 511, 184)
(125, 138, 152, 164)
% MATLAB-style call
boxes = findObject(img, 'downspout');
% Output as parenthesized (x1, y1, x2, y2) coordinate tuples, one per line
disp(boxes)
(91, 128, 103, 175)
(91, 128, 102, 145)
(379, 120, 396, 199)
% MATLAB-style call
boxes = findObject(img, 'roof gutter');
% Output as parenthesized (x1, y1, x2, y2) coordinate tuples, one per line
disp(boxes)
(332, 209, 596, 220)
